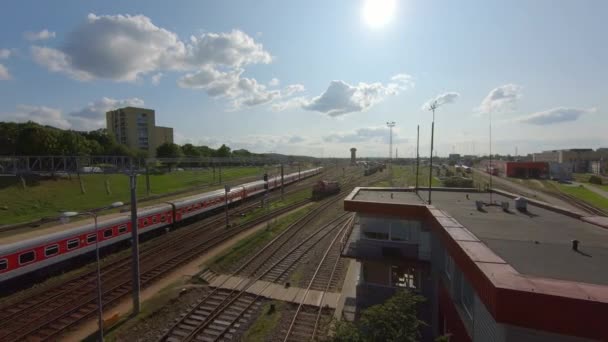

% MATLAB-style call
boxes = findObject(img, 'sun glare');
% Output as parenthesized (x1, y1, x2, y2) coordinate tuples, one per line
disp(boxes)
(362, 0, 396, 28)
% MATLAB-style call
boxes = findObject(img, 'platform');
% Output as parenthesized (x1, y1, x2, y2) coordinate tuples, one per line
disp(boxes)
(203, 272, 340, 308)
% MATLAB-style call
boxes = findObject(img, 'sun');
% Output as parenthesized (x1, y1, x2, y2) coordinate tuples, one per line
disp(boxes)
(362, 0, 397, 28)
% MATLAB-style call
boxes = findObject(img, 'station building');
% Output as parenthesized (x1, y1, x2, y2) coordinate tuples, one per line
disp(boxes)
(342, 187, 608, 341)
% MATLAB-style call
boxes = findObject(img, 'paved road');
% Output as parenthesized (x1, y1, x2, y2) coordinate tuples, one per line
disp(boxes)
(472, 168, 585, 214)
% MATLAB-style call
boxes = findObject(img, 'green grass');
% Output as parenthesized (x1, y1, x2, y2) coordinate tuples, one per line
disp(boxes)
(372, 165, 441, 187)
(572, 173, 608, 191)
(555, 184, 608, 210)
(0, 166, 264, 224)
(242, 301, 284, 342)
(208, 206, 313, 272)
(237, 188, 312, 225)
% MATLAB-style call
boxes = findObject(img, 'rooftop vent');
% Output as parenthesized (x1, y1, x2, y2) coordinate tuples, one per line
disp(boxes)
(515, 197, 528, 212)
(475, 200, 484, 211)
(501, 201, 510, 212)
(572, 239, 579, 251)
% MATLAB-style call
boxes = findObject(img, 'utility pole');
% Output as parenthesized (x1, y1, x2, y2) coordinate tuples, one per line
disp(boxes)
(280, 164, 284, 201)
(416, 125, 420, 192)
(489, 111, 493, 204)
(224, 184, 230, 228)
(386, 121, 396, 160)
(129, 171, 141, 315)
(428, 102, 437, 204)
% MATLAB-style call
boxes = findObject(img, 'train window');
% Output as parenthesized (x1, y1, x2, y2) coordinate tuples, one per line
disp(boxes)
(19, 251, 35, 264)
(142, 219, 148, 226)
(87, 233, 97, 244)
(67, 239, 79, 250)
(103, 229, 113, 238)
(118, 225, 127, 234)
(152, 216, 157, 224)
(0, 259, 7, 271)
(45, 245, 59, 257)
(160, 214, 167, 222)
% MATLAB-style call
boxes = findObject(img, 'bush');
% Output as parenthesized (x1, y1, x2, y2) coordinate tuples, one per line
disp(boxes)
(589, 175, 603, 185)
(443, 177, 474, 188)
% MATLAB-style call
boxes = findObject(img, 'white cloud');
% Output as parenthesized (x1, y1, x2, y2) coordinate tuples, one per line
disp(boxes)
(421, 92, 460, 110)
(478, 84, 522, 114)
(2, 105, 70, 129)
(0, 49, 11, 59)
(31, 14, 271, 83)
(0, 64, 10, 80)
(268, 78, 280, 87)
(24, 29, 56, 41)
(271, 96, 307, 112)
(151, 72, 163, 85)
(517, 107, 596, 125)
(323, 126, 406, 144)
(302, 74, 413, 116)
(1, 97, 146, 131)
(283, 84, 305, 96)
(68, 97, 145, 130)
(186, 29, 272, 68)
(31, 46, 93, 81)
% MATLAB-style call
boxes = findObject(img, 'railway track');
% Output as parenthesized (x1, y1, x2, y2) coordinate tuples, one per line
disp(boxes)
(0, 165, 375, 341)
(551, 191, 607, 216)
(281, 215, 354, 342)
(158, 211, 353, 342)
(0, 182, 325, 342)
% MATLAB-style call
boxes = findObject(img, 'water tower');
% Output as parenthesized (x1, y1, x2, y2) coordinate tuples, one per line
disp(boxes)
(350, 148, 357, 165)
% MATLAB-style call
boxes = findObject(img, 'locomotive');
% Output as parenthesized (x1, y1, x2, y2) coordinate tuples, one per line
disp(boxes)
(311, 180, 341, 200)
(0, 167, 323, 283)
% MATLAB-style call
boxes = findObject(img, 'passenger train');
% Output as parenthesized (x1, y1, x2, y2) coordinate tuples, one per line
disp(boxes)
(0, 167, 323, 283)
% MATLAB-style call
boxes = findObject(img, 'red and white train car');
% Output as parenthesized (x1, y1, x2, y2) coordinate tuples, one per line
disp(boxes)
(0, 167, 323, 282)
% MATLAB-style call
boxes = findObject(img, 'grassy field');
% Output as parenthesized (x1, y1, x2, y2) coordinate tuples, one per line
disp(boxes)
(572, 173, 608, 191)
(373, 165, 443, 187)
(0, 166, 266, 225)
(553, 183, 608, 210)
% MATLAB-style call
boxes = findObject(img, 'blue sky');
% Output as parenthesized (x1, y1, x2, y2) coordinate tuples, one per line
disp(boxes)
(0, 0, 606, 157)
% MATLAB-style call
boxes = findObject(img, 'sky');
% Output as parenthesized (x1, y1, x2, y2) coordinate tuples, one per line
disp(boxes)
(0, 0, 606, 158)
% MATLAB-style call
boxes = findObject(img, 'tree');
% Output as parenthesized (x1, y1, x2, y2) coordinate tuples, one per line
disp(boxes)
(156, 142, 183, 158)
(16, 124, 60, 155)
(331, 290, 426, 342)
(215, 144, 231, 158)
(156, 142, 183, 171)
(181, 143, 200, 157)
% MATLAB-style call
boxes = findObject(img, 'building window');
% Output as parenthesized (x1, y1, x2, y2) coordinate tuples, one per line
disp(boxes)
(461, 278, 474, 319)
(45, 245, 59, 257)
(391, 265, 419, 289)
(67, 239, 79, 250)
(445, 252, 454, 280)
(390, 226, 410, 241)
(19, 251, 36, 264)
(0, 259, 7, 271)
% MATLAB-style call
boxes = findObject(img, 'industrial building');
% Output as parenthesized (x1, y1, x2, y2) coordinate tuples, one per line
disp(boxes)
(480, 161, 550, 179)
(342, 187, 608, 341)
(106, 107, 174, 157)
(533, 148, 608, 173)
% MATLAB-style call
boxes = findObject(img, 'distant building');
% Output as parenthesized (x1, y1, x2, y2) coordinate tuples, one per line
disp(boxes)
(106, 107, 173, 157)
(533, 148, 608, 173)
(342, 187, 608, 341)
(591, 160, 607, 175)
(448, 153, 461, 162)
